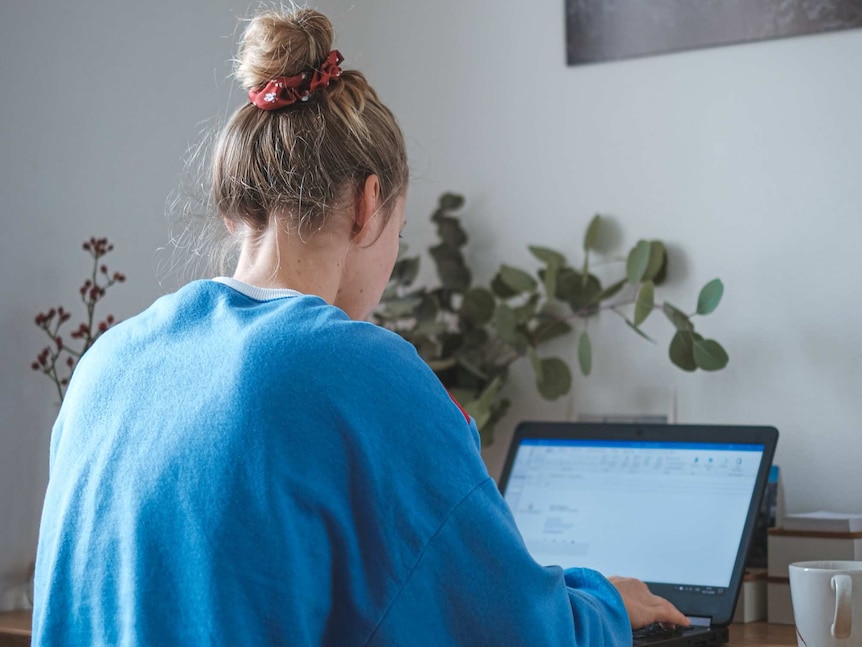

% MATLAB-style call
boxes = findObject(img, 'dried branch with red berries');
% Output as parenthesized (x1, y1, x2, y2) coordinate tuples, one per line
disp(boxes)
(32, 237, 126, 402)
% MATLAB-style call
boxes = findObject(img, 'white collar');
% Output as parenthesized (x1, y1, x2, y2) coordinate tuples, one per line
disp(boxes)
(212, 277, 305, 302)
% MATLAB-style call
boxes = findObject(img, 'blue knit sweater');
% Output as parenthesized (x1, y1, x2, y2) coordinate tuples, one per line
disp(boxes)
(33, 279, 630, 646)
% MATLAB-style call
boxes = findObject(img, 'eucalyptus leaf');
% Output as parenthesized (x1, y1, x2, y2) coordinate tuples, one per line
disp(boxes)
(382, 296, 423, 318)
(513, 293, 540, 324)
(493, 304, 519, 345)
(643, 241, 666, 282)
(543, 263, 558, 301)
(448, 388, 477, 406)
(532, 318, 573, 345)
(512, 331, 531, 354)
(597, 280, 623, 303)
(441, 332, 464, 358)
(693, 339, 729, 371)
(556, 267, 601, 310)
(651, 250, 669, 285)
(466, 403, 491, 435)
(436, 216, 468, 248)
(583, 214, 601, 251)
(498, 265, 538, 294)
(410, 334, 436, 359)
(574, 274, 602, 310)
(415, 320, 448, 337)
(461, 376, 503, 438)
(429, 286, 454, 312)
(626, 240, 651, 284)
(460, 288, 495, 326)
(634, 281, 655, 327)
(491, 274, 518, 298)
(697, 279, 724, 316)
(554, 266, 582, 302)
(527, 346, 543, 382)
(455, 353, 489, 380)
(476, 375, 504, 410)
(463, 328, 489, 348)
(537, 357, 572, 400)
(391, 256, 420, 286)
(624, 318, 657, 343)
(415, 292, 440, 323)
(669, 331, 702, 372)
(528, 246, 566, 267)
(379, 283, 399, 303)
(578, 330, 592, 376)
(426, 358, 458, 372)
(662, 302, 694, 332)
(453, 365, 486, 392)
(481, 397, 510, 447)
(438, 193, 465, 211)
(430, 241, 471, 292)
(438, 261, 471, 292)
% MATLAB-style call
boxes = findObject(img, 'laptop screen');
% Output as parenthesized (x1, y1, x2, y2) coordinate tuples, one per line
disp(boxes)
(497, 423, 778, 623)
(503, 439, 763, 591)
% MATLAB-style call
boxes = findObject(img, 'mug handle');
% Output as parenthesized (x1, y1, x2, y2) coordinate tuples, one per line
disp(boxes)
(831, 574, 852, 640)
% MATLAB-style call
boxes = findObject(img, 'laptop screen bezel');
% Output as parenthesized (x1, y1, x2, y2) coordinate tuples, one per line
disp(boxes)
(497, 422, 779, 625)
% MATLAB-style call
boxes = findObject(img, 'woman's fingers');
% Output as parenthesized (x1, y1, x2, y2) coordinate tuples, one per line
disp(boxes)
(607, 576, 691, 629)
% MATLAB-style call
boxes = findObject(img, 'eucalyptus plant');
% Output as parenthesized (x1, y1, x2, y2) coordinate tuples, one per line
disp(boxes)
(373, 193, 727, 447)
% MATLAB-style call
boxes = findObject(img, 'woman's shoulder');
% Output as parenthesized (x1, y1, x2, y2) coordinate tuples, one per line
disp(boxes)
(200, 279, 422, 366)
(134, 279, 404, 348)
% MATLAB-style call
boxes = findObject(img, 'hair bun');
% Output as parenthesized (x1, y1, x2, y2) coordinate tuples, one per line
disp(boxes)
(236, 9, 334, 91)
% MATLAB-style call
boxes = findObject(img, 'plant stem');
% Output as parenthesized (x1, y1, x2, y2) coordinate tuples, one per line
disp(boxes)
(532, 317, 571, 343)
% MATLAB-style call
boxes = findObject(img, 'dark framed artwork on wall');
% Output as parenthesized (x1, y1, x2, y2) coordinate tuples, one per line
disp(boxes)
(566, 0, 862, 65)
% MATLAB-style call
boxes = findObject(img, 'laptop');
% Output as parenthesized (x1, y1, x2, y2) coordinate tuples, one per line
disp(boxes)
(497, 422, 779, 646)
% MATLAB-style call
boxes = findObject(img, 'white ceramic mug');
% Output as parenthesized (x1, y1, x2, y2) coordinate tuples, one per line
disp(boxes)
(789, 561, 862, 647)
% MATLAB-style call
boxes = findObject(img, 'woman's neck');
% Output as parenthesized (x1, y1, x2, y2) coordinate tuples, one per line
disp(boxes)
(231, 222, 349, 304)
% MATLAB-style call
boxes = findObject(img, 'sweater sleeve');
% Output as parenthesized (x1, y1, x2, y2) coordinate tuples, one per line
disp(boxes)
(365, 478, 632, 647)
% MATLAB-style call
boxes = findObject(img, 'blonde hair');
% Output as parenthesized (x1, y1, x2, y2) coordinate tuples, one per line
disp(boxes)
(212, 8, 409, 237)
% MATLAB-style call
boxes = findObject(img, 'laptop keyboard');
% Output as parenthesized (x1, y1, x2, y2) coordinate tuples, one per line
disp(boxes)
(632, 623, 691, 642)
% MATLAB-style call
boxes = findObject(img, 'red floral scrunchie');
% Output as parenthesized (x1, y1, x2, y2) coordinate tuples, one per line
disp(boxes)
(248, 50, 344, 111)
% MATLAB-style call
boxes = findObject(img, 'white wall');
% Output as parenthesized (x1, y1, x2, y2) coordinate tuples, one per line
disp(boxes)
(2, 0, 861, 604)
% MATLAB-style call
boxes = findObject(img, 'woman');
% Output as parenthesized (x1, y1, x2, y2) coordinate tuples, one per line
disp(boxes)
(33, 8, 686, 645)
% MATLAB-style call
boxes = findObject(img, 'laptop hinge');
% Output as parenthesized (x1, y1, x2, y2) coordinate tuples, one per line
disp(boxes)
(687, 616, 711, 628)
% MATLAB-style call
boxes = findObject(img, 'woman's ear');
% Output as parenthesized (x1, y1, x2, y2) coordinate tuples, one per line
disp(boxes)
(224, 217, 237, 235)
(351, 175, 382, 240)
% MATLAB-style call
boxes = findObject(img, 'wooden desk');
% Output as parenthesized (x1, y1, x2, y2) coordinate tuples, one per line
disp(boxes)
(0, 610, 31, 647)
(1, 610, 797, 646)
(729, 622, 797, 646)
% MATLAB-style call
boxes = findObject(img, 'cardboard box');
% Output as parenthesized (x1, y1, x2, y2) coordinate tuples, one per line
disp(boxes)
(765, 528, 862, 625)
(732, 568, 767, 623)
(767, 578, 794, 625)
(767, 528, 862, 577)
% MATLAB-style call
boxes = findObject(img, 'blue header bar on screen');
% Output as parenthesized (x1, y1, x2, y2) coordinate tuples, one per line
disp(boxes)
(520, 439, 765, 452)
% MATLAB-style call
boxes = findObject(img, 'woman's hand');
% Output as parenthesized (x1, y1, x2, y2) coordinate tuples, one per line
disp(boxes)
(607, 576, 690, 629)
